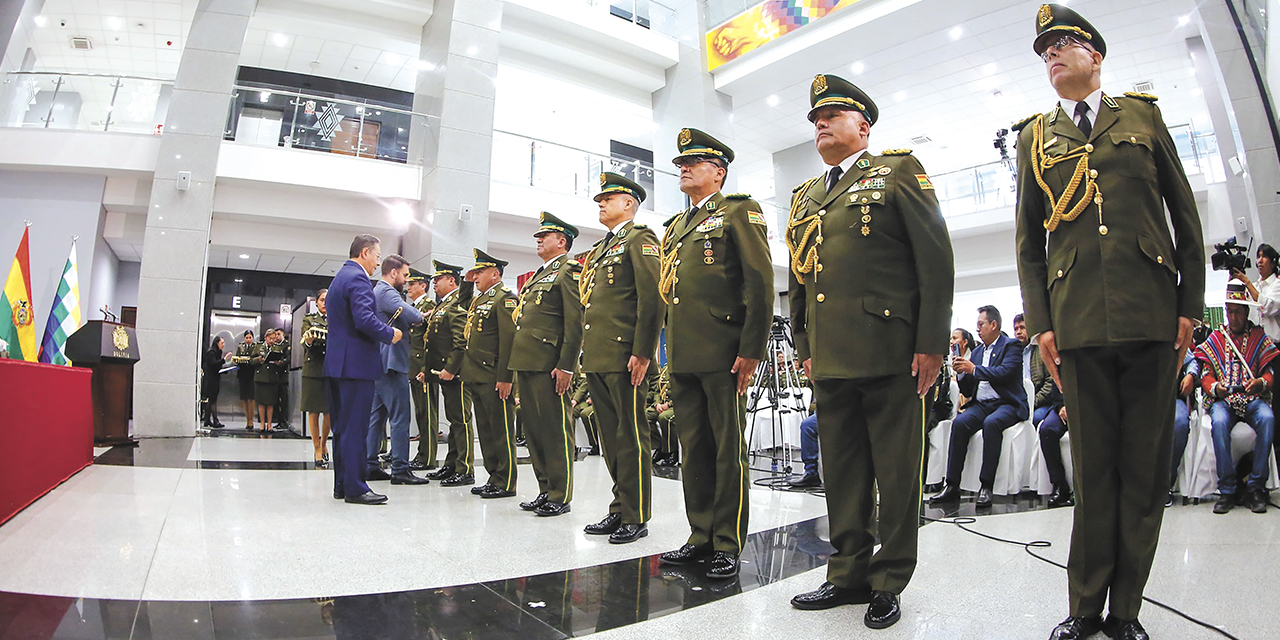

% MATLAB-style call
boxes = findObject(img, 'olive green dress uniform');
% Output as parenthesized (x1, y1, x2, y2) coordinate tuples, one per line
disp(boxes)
(1014, 5, 1205, 622)
(462, 249, 520, 493)
(274, 337, 292, 423)
(644, 367, 675, 461)
(582, 173, 663, 525)
(426, 264, 476, 477)
(660, 128, 774, 555)
(787, 75, 954, 596)
(251, 340, 287, 406)
(300, 312, 329, 414)
(570, 370, 599, 452)
(510, 213, 585, 505)
(406, 270, 438, 466)
(232, 341, 257, 402)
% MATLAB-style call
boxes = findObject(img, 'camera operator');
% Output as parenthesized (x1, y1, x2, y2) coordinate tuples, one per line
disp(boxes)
(1230, 243, 1280, 342)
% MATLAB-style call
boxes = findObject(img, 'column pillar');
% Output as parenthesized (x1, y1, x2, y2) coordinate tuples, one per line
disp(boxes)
(403, 0, 503, 268)
(133, 0, 254, 437)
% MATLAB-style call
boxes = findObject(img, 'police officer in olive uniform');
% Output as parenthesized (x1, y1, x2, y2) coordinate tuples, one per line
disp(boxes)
(404, 268, 438, 470)
(274, 330, 293, 430)
(252, 329, 289, 432)
(580, 172, 663, 544)
(656, 128, 773, 579)
(510, 212, 585, 517)
(301, 292, 331, 466)
(424, 261, 477, 486)
(785, 75, 954, 630)
(232, 331, 258, 428)
(461, 249, 520, 499)
(1015, 7, 1204, 640)
(645, 366, 676, 466)
(570, 368, 600, 454)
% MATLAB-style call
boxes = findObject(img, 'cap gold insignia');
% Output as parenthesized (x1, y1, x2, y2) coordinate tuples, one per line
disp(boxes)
(679, 128, 692, 146)
(812, 74, 828, 95)
(599, 173, 608, 187)
(1038, 4, 1053, 28)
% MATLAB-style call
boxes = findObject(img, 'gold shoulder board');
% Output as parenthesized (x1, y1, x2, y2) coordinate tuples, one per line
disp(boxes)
(880, 148, 913, 156)
(1123, 91, 1158, 103)
(724, 193, 751, 200)
(1011, 113, 1040, 132)
(663, 213, 680, 228)
(633, 224, 649, 230)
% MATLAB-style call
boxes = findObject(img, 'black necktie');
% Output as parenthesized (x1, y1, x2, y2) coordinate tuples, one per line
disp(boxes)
(1074, 101, 1092, 139)
(602, 231, 614, 248)
(826, 166, 843, 194)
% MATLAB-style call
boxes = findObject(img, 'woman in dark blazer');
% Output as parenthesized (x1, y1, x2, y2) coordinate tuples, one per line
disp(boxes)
(201, 336, 228, 428)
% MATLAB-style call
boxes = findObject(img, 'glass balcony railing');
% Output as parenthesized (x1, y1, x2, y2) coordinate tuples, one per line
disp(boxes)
(491, 129, 686, 222)
(224, 85, 434, 165)
(0, 71, 171, 133)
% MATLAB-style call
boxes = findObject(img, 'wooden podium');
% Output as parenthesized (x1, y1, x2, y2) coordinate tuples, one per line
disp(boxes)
(65, 321, 140, 446)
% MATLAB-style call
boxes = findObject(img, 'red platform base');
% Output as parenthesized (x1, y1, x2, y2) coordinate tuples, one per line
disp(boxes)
(0, 360, 94, 526)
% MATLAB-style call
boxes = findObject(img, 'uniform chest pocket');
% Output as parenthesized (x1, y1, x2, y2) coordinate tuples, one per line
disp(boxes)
(1108, 132, 1156, 179)
(1048, 245, 1077, 290)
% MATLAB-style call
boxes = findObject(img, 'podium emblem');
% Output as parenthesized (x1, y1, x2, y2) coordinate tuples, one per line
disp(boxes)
(112, 325, 130, 352)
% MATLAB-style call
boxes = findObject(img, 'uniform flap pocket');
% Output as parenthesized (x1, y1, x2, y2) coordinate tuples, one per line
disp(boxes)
(1048, 246, 1077, 289)
(530, 327, 562, 347)
(863, 296, 915, 324)
(695, 226, 726, 240)
(1137, 233, 1177, 274)
(708, 304, 744, 323)
(1109, 131, 1154, 151)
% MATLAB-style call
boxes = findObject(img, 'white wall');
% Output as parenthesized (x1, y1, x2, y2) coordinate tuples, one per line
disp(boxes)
(0, 169, 107, 348)
(113, 260, 140, 309)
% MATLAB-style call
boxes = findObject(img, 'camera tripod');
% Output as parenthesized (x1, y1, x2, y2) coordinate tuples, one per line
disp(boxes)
(744, 316, 810, 483)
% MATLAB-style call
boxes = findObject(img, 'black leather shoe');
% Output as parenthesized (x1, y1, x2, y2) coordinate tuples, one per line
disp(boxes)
(975, 486, 994, 507)
(790, 582, 873, 610)
(789, 472, 821, 488)
(366, 468, 392, 481)
(584, 513, 622, 535)
(928, 483, 961, 504)
(333, 490, 344, 500)
(705, 551, 739, 579)
(534, 501, 571, 517)
(1165, 492, 1175, 508)
(427, 466, 454, 480)
(1049, 615, 1104, 639)
(1213, 494, 1234, 514)
(520, 492, 549, 511)
(923, 482, 943, 494)
(1247, 489, 1269, 514)
(660, 543, 713, 566)
(344, 491, 388, 505)
(864, 591, 900, 629)
(440, 473, 475, 487)
(471, 483, 496, 495)
(391, 471, 430, 485)
(1048, 484, 1075, 509)
(1104, 615, 1149, 640)
(608, 523, 648, 544)
(409, 459, 435, 471)
(479, 486, 516, 499)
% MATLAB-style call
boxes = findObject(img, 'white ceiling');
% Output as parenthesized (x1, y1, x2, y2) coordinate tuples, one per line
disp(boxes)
(24, 0, 196, 78)
(720, 0, 1211, 203)
(208, 249, 348, 276)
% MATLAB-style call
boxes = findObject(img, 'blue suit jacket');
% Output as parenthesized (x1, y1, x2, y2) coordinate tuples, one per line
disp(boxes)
(958, 333, 1029, 420)
(324, 260, 396, 381)
(373, 279, 423, 375)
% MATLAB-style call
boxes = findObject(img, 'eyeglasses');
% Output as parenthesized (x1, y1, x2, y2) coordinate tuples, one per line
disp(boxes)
(1040, 35, 1090, 62)
(674, 157, 719, 169)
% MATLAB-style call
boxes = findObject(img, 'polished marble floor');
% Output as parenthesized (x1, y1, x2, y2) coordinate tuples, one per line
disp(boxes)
(0, 436, 1274, 639)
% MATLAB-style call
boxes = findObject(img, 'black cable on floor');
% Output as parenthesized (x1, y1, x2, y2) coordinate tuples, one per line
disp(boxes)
(920, 514, 1245, 640)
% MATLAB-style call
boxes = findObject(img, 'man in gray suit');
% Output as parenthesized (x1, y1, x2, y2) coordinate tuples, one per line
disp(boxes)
(367, 254, 428, 485)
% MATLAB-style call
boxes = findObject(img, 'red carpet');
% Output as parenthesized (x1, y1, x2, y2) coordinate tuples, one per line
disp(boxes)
(0, 360, 94, 526)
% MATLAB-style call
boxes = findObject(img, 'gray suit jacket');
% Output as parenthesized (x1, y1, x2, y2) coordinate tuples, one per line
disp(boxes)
(373, 279, 423, 374)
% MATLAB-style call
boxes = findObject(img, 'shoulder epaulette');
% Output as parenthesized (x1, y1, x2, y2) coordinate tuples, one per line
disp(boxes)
(663, 213, 680, 228)
(633, 224, 649, 230)
(880, 148, 912, 156)
(793, 176, 822, 193)
(1123, 91, 1158, 103)
(1011, 113, 1040, 132)
(724, 193, 751, 200)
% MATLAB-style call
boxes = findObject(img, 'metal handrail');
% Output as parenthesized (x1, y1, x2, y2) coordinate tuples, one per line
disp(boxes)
(492, 128, 680, 178)
(6, 70, 172, 82)
(231, 84, 437, 120)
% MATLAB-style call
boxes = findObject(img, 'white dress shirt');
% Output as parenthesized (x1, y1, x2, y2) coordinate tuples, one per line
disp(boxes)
(1058, 88, 1103, 131)
(976, 338, 1001, 403)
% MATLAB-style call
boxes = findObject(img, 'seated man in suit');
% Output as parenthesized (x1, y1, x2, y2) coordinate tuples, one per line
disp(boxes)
(929, 305, 1028, 507)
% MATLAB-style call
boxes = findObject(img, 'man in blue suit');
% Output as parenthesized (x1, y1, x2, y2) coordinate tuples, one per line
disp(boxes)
(930, 305, 1028, 507)
(326, 234, 401, 505)
(367, 254, 427, 485)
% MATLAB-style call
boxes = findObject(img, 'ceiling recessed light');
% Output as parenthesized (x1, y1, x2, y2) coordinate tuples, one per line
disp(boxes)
(272, 33, 287, 47)
(234, 278, 243, 283)
(894, 91, 907, 103)
(949, 26, 963, 41)
(850, 61, 865, 75)
(106, 16, 122, 29)
(33, 16, 46, 27)
(239, 254, 250, 259)
(259, 91, 271, 102)
(1178, 15, 1191, 27)
(466, 46, 478, 56)
(767, 94, 779, 107)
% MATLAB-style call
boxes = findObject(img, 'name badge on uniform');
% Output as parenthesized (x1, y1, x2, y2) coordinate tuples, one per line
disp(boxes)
(694, 216, 725, 233)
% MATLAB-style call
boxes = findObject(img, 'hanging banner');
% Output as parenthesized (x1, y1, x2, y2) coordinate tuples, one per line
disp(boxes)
(706, 0, 866, 71)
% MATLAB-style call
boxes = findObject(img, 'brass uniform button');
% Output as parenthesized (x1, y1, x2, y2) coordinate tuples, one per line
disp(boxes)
(677, 242, 682, 248)
(585, 323, 591, 330)
(816, 235, 823, 244)
(1089, 169, 1098, 178)
(1085, 143, 1094, 152)
(816, 293, 826, 302)
(1130, 136, 1137, 144)
(818, 209, 826, 215)
(1157, 256, 1163, 264)
(1099, 225, 1109, 236)
(1057, 269, 1064, 278)
(616, 336, 623, 342)
(816, 263, 823, 272)
(674, 297, 680, 304)
(883, 309, 890, 317)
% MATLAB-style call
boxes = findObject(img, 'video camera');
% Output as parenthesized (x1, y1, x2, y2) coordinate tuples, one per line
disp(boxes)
(1210, 237, 1252, 272)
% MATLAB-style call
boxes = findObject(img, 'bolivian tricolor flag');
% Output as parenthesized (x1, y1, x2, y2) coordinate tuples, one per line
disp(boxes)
(0, 225, 37, 361)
